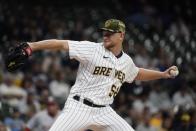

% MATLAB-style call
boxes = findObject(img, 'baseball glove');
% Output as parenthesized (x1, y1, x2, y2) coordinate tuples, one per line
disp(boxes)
(5, 42, 32, 72)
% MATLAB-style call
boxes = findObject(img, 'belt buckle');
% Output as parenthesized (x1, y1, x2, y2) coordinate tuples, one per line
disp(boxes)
(79, 97, 84, 103)
(83, 98, 94, 107)
(86, 98, 94, 106)
(90, 102, 94, 107)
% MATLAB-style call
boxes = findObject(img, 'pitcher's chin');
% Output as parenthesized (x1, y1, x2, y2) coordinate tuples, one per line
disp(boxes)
(103, 42, 113, 49)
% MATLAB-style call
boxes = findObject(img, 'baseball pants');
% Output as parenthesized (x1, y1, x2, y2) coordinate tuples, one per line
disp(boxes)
(49, 96, 135, 131)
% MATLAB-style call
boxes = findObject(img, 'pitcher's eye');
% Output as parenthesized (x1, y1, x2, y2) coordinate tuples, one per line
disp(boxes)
(103, 32, 114, 37)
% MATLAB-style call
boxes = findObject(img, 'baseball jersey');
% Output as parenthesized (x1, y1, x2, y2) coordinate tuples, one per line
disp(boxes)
(68, 40, 139, 105)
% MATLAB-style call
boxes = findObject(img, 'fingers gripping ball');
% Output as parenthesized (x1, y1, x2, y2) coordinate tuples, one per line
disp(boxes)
(169, 68, 179, 77)
(5, 42, 32, 72)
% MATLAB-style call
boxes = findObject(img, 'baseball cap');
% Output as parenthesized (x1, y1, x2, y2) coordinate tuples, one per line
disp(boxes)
(100, 19, 126, 33)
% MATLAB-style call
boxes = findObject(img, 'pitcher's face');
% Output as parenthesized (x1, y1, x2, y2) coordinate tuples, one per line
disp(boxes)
(103, 31, 123, 49)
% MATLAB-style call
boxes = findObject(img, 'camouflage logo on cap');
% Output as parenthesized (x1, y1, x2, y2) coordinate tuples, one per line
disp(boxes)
(101, 19, 125, 33)
(105, 21, 111, 28)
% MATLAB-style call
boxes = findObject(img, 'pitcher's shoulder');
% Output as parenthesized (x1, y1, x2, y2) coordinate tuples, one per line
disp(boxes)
(123, 53, 135, 61)
(80, 41, 101, 47)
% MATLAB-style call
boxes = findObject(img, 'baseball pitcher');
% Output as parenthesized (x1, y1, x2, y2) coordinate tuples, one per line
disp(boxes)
(5, 19, 179, 131)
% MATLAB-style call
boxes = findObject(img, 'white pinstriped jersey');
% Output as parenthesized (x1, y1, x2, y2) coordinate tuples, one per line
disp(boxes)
(68, 40, 139, 105)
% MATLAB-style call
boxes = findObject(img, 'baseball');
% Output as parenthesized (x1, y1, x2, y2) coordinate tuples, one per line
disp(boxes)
(169, 69, 179, 77)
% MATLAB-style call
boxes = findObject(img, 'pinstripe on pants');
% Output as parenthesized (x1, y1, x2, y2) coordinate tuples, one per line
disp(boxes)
(49, 97, 135, 131)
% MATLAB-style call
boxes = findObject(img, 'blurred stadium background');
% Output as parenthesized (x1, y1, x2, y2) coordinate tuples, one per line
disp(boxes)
(0, 0, 195, 130)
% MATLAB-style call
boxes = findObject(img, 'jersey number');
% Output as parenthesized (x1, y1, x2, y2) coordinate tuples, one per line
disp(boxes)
(109, 85, 120, 98)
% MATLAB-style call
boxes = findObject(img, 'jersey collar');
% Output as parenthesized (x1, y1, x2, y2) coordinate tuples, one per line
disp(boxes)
(115, 51, 123, 59)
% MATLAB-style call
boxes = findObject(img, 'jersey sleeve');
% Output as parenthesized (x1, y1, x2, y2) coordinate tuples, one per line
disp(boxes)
(126, 59, 139, 83)
(67, 40, 96, 63)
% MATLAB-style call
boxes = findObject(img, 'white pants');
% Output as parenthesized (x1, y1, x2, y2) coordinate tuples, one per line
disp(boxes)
(49, 97, 134, 131)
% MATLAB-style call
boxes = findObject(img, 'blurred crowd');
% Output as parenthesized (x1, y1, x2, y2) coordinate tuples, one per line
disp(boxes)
(0, 0, 195, 131)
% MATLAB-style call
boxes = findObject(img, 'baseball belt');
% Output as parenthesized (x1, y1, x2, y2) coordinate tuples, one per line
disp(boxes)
(73, 95, 106, 108)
